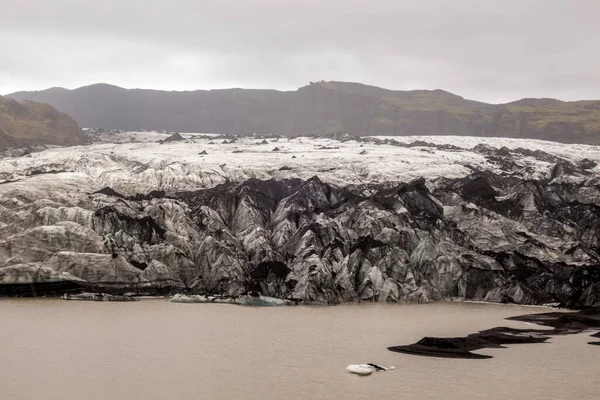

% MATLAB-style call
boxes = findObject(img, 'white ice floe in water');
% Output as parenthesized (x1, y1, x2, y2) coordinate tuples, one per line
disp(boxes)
(169, 293, 293, 306)
(1, 133, 598, 196)
(169, 294, 235, 304)
(235, 294, 294, 306)
(346, 364, 396, 376)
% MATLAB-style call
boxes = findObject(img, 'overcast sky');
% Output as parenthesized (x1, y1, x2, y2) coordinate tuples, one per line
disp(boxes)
(0, 0, 598, 103)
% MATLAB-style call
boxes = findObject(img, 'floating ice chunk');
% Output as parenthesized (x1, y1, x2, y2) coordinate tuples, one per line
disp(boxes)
(169, 294, 211, 303)
(234, 294, 294, 306)
(62, 292, 137, 301)
(169, 293, 293, 306)
(345, 364, 396, 376)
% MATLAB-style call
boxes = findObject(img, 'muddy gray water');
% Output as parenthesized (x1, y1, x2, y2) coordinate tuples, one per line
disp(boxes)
(0, 300, 597, 400)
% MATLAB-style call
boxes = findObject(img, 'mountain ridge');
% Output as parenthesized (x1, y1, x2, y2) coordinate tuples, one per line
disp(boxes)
(8, 81, 600, 144)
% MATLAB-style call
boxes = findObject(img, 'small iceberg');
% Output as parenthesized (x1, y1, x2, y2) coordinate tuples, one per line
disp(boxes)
(62, 292, 137, 302)
(169, 294, 234, 304)
(235, 294, 294, 306)
(168, 293, 294, 306)
(346, 364, 395, 376)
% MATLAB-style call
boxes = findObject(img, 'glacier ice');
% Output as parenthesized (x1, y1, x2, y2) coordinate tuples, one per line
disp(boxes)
(0, 133, 599, 306)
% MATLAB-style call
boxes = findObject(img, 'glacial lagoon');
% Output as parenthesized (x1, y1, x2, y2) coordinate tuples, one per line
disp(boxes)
(0, 300, 598, 400)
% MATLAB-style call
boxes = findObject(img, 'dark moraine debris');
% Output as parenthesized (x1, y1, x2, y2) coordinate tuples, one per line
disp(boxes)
(578, 158, 597, 170)
(388, 327, 550, 359)
(272, 147, 281, 152)
(389, 309, 600, 358)
(127, 190, 168, 201)
(550, 161, 581, 180)
(199, 150, 208, 155)
(24, 165, 69, 176)
(93, 186, 125, 198)
(249, 261, 291, 280)
(506, 310, 600, 331)
(93, 206, 166, 243)
(512, 147, 570, 164)
(129, 260, 149, 271)
(161, 132, 185, 143)
(0, 281, 88, 297)
(389, 337, 493, 359)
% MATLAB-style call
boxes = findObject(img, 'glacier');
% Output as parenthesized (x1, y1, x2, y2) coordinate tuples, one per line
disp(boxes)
(0, 132, 599, 306)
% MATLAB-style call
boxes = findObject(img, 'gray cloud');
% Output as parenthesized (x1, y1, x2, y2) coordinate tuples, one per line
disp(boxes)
(1, 0, 599, 102)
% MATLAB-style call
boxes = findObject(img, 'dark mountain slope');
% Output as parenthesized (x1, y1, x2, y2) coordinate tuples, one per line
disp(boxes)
(9, 82, 600, 144)
(0, 96, 86, 151)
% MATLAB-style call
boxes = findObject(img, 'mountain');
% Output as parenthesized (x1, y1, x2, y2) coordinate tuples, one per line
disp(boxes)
(8, 82, 600, 144)
(0, 133, 599, 306)
(0, 95, 87, 151)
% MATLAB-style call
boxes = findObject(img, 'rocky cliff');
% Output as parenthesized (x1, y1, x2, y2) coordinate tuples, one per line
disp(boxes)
(0, 96, 87, 151)
(8, 82, 600, 144)
(0, 134, 598, 306)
